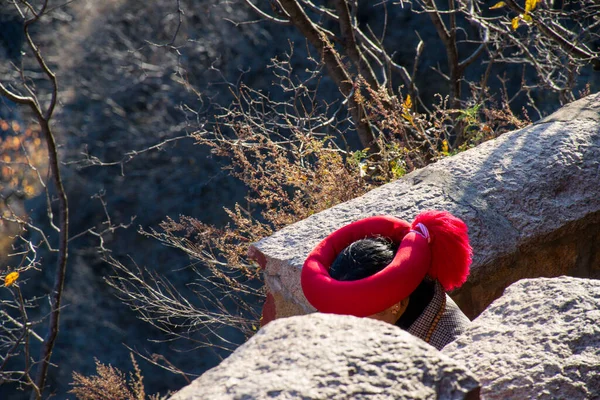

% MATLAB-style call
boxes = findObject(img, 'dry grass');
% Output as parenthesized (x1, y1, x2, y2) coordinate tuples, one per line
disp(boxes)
(70, 354, 165, 400)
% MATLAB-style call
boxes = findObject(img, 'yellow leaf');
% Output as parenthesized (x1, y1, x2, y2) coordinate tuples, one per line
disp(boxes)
(512, 16, 521, 31)
(442, 139, 449, 154)
(489, 1, 506, 9)
(525, 0, 537, 13)
(402, 95, 413, 122)
(522, 13, 532, 23)
(4, 271, 19, 287)
(24, 185, 35, 197)
(402, 94, 412, 112)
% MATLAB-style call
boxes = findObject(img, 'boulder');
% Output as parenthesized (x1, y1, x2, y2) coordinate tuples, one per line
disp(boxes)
(170, 313, 481, 400)
(248, 93, 600, 322)
(443, 276, 600, 400)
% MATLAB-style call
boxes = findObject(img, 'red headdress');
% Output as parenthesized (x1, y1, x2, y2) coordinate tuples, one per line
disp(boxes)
(300, 210, 472, 317)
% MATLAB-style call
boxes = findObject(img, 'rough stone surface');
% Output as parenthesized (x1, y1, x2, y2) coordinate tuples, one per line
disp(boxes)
(249, 93, 600, 321)
(443, 276, 600, 400)
(537, 93, 600, 123)
(170, 313, 481, 400)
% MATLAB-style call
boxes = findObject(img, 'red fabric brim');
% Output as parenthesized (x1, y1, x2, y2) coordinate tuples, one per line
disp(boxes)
(301, 216, 431, 317)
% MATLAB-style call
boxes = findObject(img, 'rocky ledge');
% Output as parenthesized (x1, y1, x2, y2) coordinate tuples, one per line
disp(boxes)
(171, 276, 600, 399)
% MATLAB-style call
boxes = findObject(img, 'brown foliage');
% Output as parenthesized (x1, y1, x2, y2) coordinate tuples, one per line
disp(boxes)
(69, 354, 161, 400)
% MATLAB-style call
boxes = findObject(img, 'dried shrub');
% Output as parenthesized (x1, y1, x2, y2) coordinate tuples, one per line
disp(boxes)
(107, 54, 375, 353)
(69, 354, 162, 400)
(0, 120, 47, 257)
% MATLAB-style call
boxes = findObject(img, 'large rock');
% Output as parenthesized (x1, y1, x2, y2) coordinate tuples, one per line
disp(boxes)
(170, 313, 481, 400)
(249, 93, 600, 322)
(443, 276, 600, 400)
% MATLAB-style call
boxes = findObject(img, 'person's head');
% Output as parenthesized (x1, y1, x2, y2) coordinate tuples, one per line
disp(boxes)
(301, 211, 472, 319)
(329, 237, 409, 324)
(329, 237, 397, 281)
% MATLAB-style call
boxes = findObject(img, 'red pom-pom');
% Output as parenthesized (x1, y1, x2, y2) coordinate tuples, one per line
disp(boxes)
(412, 210, 472, 291)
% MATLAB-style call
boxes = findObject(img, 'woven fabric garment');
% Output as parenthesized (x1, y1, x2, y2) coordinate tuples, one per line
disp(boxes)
(407, 281, 471, 350)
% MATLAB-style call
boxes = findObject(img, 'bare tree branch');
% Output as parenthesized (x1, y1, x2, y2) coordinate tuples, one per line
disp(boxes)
(243, 0, 291, 24)
(331, 0, 380, 88)
(277, 0, 380, 152)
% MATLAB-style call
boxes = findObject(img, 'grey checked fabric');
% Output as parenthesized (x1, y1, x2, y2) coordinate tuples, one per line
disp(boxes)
(407, 281, 471, 350)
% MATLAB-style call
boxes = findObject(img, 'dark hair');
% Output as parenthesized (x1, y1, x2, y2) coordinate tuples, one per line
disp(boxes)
(329, 236, 434, 328)
(329, 237, 399, 281)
